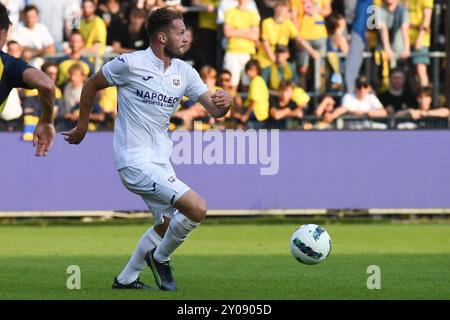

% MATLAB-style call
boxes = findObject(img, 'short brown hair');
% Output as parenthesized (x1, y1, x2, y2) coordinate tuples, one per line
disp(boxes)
(146, 7, 184, 40)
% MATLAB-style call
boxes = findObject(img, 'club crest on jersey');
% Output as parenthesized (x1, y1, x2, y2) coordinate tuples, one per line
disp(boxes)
(167, 175, 176, 183)
(172, 75, 181, 88)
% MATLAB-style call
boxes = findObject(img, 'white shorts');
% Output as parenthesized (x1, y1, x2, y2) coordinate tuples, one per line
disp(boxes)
(223, 52, 251, 87)
(118, 163, 191, 225)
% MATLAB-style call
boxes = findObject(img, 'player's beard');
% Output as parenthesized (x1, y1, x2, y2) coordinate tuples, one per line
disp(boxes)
(164, 42, 183, 59)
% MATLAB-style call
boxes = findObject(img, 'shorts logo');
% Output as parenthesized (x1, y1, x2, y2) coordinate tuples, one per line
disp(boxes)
(167, 176, 176, 183)
(172, 75, 181, 88)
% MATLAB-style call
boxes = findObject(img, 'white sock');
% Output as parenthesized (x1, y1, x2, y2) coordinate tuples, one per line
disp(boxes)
(117, 226, 162, 285)
(153, 212, 199, 263)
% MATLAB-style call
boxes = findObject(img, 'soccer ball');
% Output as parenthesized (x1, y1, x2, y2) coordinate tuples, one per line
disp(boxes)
(290, 224, 331, 265)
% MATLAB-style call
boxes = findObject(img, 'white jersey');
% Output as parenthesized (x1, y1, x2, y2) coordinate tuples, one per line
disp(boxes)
(102, 47, 208, 169)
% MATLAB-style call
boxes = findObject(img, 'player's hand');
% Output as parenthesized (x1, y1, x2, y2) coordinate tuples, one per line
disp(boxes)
(33, 122, 56, 157)
(211, 90, 233, 109)
(62, 125, 88, 145)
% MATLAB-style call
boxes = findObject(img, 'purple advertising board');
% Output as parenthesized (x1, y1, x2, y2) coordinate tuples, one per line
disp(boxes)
(1, 131, 450, 211)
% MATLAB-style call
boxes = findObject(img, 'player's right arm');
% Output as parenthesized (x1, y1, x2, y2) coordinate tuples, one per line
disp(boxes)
(62, 70, 109, 144)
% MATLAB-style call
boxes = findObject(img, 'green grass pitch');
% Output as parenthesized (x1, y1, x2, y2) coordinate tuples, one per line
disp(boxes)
(0, 220, 449, 300)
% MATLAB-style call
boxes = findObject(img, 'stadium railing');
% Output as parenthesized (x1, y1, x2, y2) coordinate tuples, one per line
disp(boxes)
(310, 50, 447, 108)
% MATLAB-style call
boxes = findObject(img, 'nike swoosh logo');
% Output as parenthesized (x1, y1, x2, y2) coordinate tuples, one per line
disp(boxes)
(143, 75, 154, 81)
(117, 56, 124, 63)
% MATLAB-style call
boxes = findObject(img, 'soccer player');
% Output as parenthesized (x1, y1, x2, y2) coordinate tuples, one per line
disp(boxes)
(62, 8, 233, 291)
(0, 3, 55, 156)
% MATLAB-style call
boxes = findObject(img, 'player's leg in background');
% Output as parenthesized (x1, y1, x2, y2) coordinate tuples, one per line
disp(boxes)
(153, 190, 207, 264)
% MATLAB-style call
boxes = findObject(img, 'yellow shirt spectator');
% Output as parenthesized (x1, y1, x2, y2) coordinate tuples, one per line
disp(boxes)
(256, 17, 298, 68)
(57, 59, 92, 87)
(224, 8, 260, 54)
(80, 16, 107, 54)
(246, 75, 269, 121)
(291, 0, 331, 40)
(409, 0, 434, 47)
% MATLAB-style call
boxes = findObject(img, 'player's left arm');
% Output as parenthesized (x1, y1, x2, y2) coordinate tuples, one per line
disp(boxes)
(198, 90, 233, 119)
(22, 68, 56, 156)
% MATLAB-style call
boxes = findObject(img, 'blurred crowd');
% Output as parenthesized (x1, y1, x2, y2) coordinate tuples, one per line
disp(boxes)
(0, 0, 449, 135)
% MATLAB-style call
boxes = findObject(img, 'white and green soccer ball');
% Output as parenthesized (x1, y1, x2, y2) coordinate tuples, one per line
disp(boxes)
(290, 224, 331, 265)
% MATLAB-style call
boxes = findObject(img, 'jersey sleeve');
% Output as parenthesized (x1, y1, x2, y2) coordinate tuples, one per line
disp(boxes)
(101, 55, 130, 86)
(184, 67, 208, 102)
(8, 56, 32, 89)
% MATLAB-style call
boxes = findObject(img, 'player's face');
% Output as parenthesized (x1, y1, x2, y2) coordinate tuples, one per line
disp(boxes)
(164, 19, 188, 59)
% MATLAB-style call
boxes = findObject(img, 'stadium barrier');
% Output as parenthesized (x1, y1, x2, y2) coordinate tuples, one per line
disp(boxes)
(1, 131, 450, 217)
